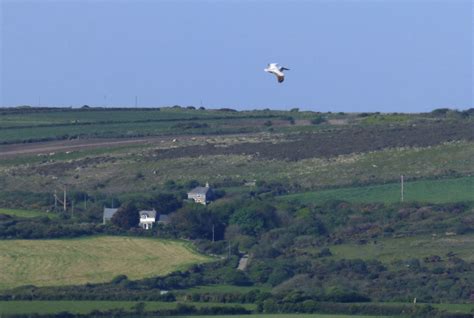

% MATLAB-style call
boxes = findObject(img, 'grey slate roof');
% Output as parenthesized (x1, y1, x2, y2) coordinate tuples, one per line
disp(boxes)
(103, 208, 118, 220)
(188, 186, 210, 196)
(139, 210, 157, 219)
(157, 214, 170, 223)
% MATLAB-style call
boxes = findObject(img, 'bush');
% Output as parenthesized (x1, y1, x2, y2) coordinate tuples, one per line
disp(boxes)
(111, 202, 139, 230)
(311, 115, 326, 125)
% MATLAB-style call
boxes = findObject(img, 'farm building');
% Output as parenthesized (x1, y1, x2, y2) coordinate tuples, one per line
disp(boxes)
(187, 183, 214, 205)
(139, 210, 156, 230)
(103, 207, 118, 224)
(157, 214, 171, 225)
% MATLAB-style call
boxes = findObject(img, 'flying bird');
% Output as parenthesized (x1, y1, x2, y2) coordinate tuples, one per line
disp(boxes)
(264, 63, 290, 83)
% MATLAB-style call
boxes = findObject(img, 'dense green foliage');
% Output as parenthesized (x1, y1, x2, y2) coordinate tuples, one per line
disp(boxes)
(111, 202, 139, 229)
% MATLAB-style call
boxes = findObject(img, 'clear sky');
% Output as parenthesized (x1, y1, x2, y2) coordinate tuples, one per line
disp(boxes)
(0, 0, 472, 112)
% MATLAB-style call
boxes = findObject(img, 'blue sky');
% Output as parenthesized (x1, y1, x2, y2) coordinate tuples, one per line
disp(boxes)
(0, 0, 472, 112)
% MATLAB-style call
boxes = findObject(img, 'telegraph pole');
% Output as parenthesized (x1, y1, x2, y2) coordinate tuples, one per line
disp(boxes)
(63, 187, 67, 211)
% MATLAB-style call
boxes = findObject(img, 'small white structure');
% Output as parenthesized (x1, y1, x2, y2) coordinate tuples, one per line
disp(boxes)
(139, 210, 157, 230)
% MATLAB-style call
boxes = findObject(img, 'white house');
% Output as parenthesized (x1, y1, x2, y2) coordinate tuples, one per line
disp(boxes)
(139, 210, 157, 230)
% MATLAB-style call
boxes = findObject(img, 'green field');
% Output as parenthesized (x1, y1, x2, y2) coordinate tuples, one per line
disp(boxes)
(0, 108, 319, 144)
(1, 300, 470, 316)
(0, 208, 55, 219)
(0, 236, 212, 290)
(0, 301, 255, 315)
(327, 234, 474, 263)
(431, 303, 474, 313)
(280, 176, 474, 204)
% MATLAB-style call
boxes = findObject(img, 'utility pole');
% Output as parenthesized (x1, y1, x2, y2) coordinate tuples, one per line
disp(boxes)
(212, 224, 215, 243)
(228, 241, 231, 259)
(401, 175, 404, 202)
(54, 190, 58, 210)
(71, 200, 74, 218)
(63, 187, 67, 212)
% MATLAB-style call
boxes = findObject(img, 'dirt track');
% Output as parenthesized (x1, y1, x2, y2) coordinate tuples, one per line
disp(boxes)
(0, 137, 160, 157)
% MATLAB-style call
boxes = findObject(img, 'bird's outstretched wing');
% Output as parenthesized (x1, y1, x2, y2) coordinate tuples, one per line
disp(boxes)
(280, 67, 290, 71)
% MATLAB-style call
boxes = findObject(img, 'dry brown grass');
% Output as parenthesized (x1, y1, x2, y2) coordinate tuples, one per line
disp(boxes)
(0, 236, 212, 290)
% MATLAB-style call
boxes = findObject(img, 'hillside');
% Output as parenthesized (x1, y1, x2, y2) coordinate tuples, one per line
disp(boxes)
(0, 108, 472, 197)
(0, 107, 473, 318)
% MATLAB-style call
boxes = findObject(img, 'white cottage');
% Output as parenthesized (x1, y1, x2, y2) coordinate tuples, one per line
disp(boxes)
(139, 210, 157, 230)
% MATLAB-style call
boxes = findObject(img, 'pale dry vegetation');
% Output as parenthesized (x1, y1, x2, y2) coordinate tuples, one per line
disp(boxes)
(0, 236, 211, 290)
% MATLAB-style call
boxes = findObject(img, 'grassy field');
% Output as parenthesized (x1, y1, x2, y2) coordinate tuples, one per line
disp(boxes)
(0, 208, 55, 218)
(0, 301, 256, 315)
(327, 234, 474, 263)
(0, 108, 322, 144)
(431, 303, 474, 313)
(0, 236, 212, 290)
(279, 176, 474, 204)
(1, 300, 470, 316)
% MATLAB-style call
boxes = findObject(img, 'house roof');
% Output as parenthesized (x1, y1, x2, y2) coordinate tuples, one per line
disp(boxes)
(103, 208, 118, 219)
(158, 214, 170, 223)
(139, 210, 157, 218)
(188, 186, 211, 196)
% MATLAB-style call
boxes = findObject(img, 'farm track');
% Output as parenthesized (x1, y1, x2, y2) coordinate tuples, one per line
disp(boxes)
(150, 121, 474, 161)
(0, 136, 171, 157)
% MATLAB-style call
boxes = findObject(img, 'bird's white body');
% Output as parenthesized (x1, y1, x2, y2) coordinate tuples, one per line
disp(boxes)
(264, 63, 289, 83)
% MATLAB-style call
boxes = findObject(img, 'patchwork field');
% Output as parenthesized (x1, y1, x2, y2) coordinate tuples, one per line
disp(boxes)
(0, 108, 319, 144)
(279, 176, 474, 204)
(0, 236, 212, 290)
